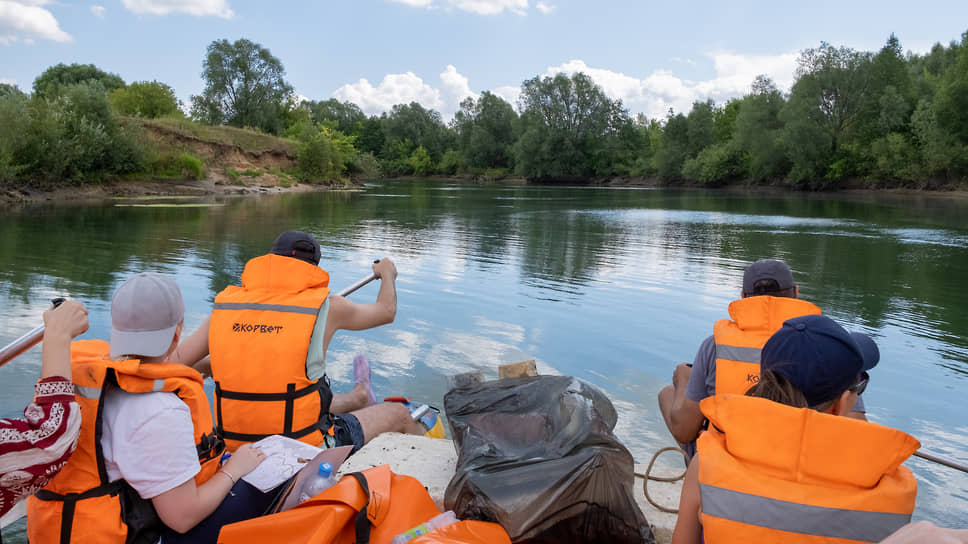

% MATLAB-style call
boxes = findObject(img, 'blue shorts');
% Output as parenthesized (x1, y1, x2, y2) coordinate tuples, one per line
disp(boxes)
(332, 413, 365, 453)
(160, 479, 279, 543)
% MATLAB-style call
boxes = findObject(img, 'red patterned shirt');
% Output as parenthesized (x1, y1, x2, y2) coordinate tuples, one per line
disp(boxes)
(0, 377, 81, 517)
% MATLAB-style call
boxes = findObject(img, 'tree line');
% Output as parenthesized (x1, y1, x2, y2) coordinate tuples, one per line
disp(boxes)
(1, 31, 966, 188)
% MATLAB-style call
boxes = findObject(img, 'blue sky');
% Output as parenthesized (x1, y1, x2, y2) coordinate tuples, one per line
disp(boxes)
(2, 0, 966, 119)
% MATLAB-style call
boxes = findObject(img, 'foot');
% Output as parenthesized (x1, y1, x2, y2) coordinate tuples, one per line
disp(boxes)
(353, 354, 378, 406)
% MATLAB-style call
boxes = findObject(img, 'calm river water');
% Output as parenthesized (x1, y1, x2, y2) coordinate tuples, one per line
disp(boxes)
(1, 180, 966, 533)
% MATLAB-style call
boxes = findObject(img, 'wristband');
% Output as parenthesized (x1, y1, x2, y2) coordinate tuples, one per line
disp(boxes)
(218, 469, 238, 485)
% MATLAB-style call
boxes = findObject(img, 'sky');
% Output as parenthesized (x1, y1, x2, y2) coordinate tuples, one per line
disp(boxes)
(1, 0, 967, 120)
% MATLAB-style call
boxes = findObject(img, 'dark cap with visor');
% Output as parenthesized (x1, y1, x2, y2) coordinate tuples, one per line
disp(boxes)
(270, 230, 321, 266)
(743, 259, 795, 295)
(761, 314, 879, 407)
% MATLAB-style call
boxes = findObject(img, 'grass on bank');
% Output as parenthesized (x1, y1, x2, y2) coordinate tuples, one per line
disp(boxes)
(141, 117, 297, 156)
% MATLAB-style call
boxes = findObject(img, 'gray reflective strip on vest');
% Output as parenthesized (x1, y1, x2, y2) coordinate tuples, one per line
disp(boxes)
(212, 302, 319, 316)
(715, 344, 761, 364)
(701, 484, 910, 543)
(152, 379, 166, 392)
(75, 385, 101, 399)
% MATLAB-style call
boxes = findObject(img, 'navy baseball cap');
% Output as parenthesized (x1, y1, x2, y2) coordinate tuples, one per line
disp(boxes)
(743, 259, 795, 295)
(270, 230, 321, 265)
(761, 314, 876, 407)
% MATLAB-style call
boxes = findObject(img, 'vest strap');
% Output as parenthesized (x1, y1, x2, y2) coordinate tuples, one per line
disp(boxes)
(348, 472, 372, 544)
(35, 480, 127, 544)
(215, 380, 334, 443)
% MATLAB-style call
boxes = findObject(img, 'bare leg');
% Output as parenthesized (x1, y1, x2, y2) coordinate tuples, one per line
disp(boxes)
(330, 385, 369, 414)
(350, 402, 425, 444)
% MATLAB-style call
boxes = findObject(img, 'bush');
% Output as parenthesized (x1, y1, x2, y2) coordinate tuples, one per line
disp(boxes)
(437, 149, 462, 175)
(346, 152, 381, 178)
(149, 153, 205, 180)
(681, 142, 746, 184)
(296, 131, 343, 183)
(175, 154, 204, 180)
(110, 81, 182, 119)
(407, 145, 433, 176)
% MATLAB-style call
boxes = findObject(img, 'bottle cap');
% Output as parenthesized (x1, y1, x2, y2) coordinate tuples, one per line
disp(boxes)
(318, 462, 333, 477)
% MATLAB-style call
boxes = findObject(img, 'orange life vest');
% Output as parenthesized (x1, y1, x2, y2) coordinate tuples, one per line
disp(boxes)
(713, 296, 821, 395)
(697, 395, 919, 544)
(27, 339, 224, 544)
(209, 254, 333, 451)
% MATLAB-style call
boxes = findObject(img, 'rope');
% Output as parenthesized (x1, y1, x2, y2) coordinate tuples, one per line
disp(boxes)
(638, 446, 689, 514)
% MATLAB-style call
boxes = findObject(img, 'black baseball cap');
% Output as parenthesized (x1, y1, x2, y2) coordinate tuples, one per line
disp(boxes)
(743, 259, 795, 295)
(270, 230, 321, 265)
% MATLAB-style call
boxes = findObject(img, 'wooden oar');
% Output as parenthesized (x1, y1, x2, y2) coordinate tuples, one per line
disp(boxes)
(0, 298, 64, 368)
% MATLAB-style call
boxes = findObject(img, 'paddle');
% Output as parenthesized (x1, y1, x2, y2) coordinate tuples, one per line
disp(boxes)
(0, 298, 65, 368)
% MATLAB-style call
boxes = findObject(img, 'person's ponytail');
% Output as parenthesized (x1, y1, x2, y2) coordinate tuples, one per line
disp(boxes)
(746, 369, 809, 408)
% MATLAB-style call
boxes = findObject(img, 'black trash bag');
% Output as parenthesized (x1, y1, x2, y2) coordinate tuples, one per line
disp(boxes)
(444, 375, 655, 544)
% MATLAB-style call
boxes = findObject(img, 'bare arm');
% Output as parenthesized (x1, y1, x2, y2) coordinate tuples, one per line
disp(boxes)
(41, 300, 89, 379)
(150, 444, 265, 533)
(168, 315, 211, 371)
(325, 259, 398, 342)
(671, 457, 702, 544)
(662, 364, 707, 445)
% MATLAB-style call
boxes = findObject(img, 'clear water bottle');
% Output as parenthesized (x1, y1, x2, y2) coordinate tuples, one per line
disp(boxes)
(389, 510, 459, 544)
(298, 462, 336, 503)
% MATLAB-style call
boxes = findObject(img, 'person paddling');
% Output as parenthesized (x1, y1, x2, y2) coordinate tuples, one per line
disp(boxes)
(28, 273, 268, 544)
(672, 314, 919, 544)
(658, 258, 872, 458)
(0, 300, 87, 518)
(171, 230, 425, 453)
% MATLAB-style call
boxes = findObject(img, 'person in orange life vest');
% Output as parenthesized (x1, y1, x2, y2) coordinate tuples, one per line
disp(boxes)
(658, 258, 872, 459)
(0, 300, 87, 518)
(170, 230, 425, 453)
(672, 314, 918, 544)
(28, 273, 267, 544)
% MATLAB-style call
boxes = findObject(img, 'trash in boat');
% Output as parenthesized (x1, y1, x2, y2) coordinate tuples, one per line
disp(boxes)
(444, 375, 655, 544)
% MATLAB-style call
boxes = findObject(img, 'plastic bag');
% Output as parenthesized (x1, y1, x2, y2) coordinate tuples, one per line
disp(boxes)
(444, 375, 655, 544)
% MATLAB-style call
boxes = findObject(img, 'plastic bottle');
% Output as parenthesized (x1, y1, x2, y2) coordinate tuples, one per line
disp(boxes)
(389, 511, 459, 544)
(297, 462, 336, 503)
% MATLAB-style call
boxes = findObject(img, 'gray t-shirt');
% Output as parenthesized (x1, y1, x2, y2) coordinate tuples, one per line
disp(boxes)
(684, 334, 865, 412)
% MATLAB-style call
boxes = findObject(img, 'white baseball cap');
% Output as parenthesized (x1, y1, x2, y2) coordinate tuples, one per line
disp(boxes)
(110, 272, 185, 358)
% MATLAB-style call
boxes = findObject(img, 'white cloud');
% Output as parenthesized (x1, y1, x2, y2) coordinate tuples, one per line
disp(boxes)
(333, 65, 476, 119)
(0, 0, 71, 45)
(90, 5, 105, 17)
(384, 0, 528, 16)
(535, 1, 554, 14)
(542, 51, 798, 119)
(121, 0, 233, 18)
(491, 85, 520, 108)
(0, 77, 15, 85)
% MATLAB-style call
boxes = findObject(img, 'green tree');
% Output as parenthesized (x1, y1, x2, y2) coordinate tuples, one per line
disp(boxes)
(654, 110, 689, 180)
(356, 116, 386, 157)
(782, 43, 872, 181)
(33, 63, 125, 98)
(382, 102, 449, 162)
(734, 76, 789, 181)
(933, 31, 968, 144)
(514, 72, 630, 179)
(304, 99, 366, 135)
(109, 81, 182, 118)
(453, 91, 518, 170)
(190, 38, 294, 134)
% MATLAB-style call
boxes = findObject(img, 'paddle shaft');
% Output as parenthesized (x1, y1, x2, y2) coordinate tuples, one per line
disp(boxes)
(0, 299, 65, 368)
(913, 449, 968, 474)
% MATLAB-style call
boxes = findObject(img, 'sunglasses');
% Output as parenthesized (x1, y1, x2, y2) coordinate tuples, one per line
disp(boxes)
(848, 371, 870, 396)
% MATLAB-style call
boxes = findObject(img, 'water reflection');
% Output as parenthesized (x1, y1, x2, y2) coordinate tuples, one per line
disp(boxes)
(1, 180, 967, 526)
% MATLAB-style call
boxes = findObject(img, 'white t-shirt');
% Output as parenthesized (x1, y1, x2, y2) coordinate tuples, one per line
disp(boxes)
(100, 386, 201, 500)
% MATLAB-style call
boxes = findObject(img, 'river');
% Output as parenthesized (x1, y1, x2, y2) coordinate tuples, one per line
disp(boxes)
(1, 180, 966, 536)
